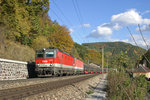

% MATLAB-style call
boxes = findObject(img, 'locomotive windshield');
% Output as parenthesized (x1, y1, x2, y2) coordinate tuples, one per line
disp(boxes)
(36, 52, 44, 58)
(46, 52, 54, 58)
(36, 49, 56, 58)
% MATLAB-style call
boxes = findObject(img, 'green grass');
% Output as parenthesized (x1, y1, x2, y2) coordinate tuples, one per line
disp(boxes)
(86, 90, 94, 94)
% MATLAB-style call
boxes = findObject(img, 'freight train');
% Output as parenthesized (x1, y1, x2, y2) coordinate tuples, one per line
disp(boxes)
(35, 47, 107, 77)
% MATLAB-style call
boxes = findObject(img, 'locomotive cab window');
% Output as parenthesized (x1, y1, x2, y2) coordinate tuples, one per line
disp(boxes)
(36, 51, 44, 58)
(46, 52, 54, 58)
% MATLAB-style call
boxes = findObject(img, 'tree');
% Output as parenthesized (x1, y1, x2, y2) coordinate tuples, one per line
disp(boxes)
(0, 0, 30, 42)
(48, 25, 74, 53)
(0, 0, 74, 54)
(31, 36, 50, 50)
(87, 49, 102, 65)
(112, 51, 130, 71)
(73, 43, 89, 63)
(0, 0, 50, 45)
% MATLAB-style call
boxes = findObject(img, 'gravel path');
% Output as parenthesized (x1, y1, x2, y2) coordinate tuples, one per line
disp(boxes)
(86, 73, 107, 100)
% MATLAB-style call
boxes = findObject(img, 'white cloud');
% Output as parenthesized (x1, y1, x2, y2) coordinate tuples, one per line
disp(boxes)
(136, 25, 150, 32)
(121, 34, 150, 49)
(113, 23, 122, 30)
(143, 19, 150, 24)
(141, 10, 150, 15)
(111, 9, 150, 26)
(69, 28, 74, 33)
(86, 9, 150, 47)
(131, 34, 148, 48)
(97, 26, 112, 35)
(87, 25, 112, 38)
(122, 39, 130, 43)
(101, 23, 122, 30)
(82, 24, 91, 28)
(111, 9, 143, 25)
(106, 35, 150, 49)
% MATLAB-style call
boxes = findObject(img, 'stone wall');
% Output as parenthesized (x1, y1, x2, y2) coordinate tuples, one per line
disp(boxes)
(0, 58, 28, 80)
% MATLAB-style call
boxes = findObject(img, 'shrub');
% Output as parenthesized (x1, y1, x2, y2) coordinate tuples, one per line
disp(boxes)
(107, 71, 148, 100)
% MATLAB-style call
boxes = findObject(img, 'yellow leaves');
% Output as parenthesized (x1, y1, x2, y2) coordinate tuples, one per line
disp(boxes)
(48, 25, 74, 53)
(31, 36, 50, 50)
(14, 32, 21, 38)
(134, 49, 138, 55)
(87, 49, 102, 65)
(15, 4, 30, 35)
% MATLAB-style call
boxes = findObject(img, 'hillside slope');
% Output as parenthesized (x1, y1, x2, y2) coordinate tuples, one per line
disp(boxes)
(82, 42, 146, 67)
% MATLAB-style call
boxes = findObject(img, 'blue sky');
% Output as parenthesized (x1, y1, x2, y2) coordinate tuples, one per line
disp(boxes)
(48, 0, 150, 49)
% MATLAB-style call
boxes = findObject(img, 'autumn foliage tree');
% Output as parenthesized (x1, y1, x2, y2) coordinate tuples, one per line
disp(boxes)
(87, 49, 102, 65)
(0, 0, 30, 42)
(48, 25, 74, 53)
(0, 0, 74, 54)
(31, 36, 50, 50)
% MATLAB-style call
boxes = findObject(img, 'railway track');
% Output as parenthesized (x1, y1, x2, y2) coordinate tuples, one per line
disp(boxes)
(0, 74, 97, 100)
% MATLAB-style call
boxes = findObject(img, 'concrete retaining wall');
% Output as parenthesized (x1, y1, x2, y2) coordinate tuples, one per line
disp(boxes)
(0, 58, 28, 80)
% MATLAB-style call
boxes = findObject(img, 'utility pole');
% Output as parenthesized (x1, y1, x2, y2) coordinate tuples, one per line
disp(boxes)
(102, 46, 104, 74)
(107, 59, 108, 72)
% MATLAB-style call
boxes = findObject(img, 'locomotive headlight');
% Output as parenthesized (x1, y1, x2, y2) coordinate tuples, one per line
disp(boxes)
(50, 63, 53, 66)
(36, 64, 40, 67)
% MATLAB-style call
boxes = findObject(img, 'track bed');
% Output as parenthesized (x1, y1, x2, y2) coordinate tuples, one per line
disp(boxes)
(0, 74, 97, 100)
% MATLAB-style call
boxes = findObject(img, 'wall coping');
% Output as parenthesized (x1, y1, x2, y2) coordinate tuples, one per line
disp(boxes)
(0, 58, 27, 64)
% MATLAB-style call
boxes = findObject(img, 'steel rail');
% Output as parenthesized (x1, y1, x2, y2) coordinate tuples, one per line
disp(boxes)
(0, 74, 98, 100)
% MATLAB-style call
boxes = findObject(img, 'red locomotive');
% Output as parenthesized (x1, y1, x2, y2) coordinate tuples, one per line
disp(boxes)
(35, 48, 84, 77)
(35, 47, 108, 77)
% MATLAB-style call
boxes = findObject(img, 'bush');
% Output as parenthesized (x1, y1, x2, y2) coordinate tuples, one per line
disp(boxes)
(107, 71, 148, 100)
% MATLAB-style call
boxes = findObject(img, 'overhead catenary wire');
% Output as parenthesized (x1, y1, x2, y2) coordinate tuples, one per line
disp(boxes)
(51, 0, 73, 26)
(75, 0, 92, 43)
(127, 26, 150, 65)
(72, 0, 82, 26)
(72, 0, 88, 43)
(51, 0, 90, 44)
(50, 9, 66, 25)
(74, 0, 83, 24)
(51, 8, 81, 44)
(138, 24, 149, 50)
(74, 0, 88, 43)
(51, 0, 85, 44)
(72, 0, 84, 43)
(51, 1, 81, 43)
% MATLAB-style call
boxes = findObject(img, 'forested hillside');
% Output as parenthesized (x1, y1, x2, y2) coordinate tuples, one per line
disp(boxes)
(0, 0, 103, 64)
(0, 0, 74, 51)
(82, 42, 146, 68)
(0, 1, 146, 68)
(0, 0, 74, 61)
(73, 43, 103, 65)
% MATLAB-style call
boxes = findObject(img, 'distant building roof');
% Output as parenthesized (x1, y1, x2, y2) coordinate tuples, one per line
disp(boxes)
(132, 64, 150, 73)
(89, 63, 100, 68)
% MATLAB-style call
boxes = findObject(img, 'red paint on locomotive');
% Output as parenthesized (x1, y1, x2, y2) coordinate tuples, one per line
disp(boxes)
(35, 48, 84, 76)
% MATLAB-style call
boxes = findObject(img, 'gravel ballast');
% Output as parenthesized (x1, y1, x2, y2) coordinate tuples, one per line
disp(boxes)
(23, 74, 104, 100)
(0, 75, 90, 90)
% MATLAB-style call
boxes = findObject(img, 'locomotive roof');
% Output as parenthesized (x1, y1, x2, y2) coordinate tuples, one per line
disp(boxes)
(56, 48, 74, 58)
(36, 47, 74, 58)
